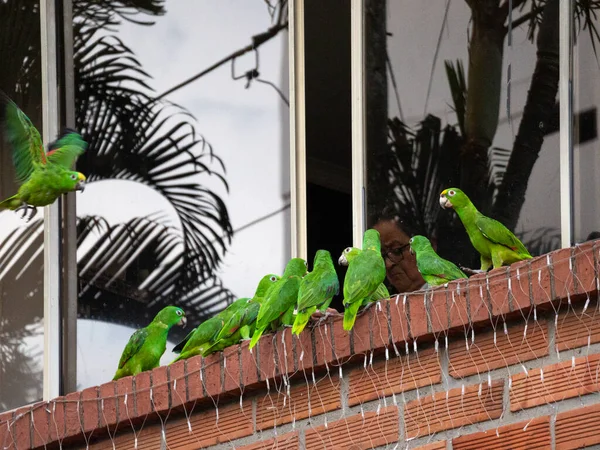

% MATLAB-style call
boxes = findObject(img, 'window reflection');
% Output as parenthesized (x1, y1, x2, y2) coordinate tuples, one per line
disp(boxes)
(573, 10, 600, 243)
(365, 1, 562, 295)
(74, 1, 290, 387)
(0, 1, 44, 412)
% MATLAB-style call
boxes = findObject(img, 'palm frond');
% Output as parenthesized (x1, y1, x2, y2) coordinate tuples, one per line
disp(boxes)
(444, 59, 467, 136)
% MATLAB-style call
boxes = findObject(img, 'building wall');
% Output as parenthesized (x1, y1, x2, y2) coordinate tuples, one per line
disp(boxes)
(1, 240, 599, 449)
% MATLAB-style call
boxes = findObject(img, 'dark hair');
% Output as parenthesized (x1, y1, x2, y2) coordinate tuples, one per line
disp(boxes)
(586, 231, 600, 241)
(369, 204, 423, 238)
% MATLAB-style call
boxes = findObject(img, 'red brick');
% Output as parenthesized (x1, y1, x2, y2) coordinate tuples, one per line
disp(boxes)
(236, 431, 299, 450)
(347, 347, 440, 406)
(467, 273, 491, 323)
(113, 375, 134, 427)
(529, 255, 554, 306)
(151, 365, 169, 413)
(222, 344, 241, 393)
(555, 298, 600, 351)
(556, 402, 600, 449)
(202, 352, 222, 399)
(255, 375, 341, 431)
(448, 279, 470, 329)
(256, 334, 277, 382)
(331, 317, 352, 363)
(304, 405, 398, 449)
(48, 397, 66, 443)
(64, 391, 83, 440)
(274, 327, 296, 376)
(351, 306, 372, 355)
(428, 286, 449, 333)
(30, 402, 50, 448)
(133, 371, 152, 417)
(552, 247, 575, 301)
(510, 352, 600, 411)
(487, 268, 512, 316)
(448, 319, 548, 378)
(239, 340, 260, 390)
(507, 262, 532, 313)
(408, 291, 428, 338)
(185, 356, 203, 401)
(294, 327, 315, 371)
(388, 294, 410, 345)
(414, 441, 446, 450)
(573, 240, 598, 296)
(164, 399, 253, 448)
(0, 413, 14, 450)
(80, 386, 100, 433)
(370, 300, 391, 350)
(404, 380, 504, 439)
(453, 416, 550, 449)
(12, 406, 31, 450)
(168, 359, 187, 408)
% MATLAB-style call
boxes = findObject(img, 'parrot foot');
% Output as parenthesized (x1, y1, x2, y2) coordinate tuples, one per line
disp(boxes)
(459, 265, 486, 276)
(15, 204, 38, 222)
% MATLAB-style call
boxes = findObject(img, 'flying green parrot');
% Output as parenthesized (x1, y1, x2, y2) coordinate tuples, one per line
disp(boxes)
(200, 273, 281, 356)
(249, 258, 308, 349)
(0, 92, 87, 221)
(439, 188, 532, 271)
(338, 246, 388, 306)
(409, 235, 467, 286)
(171, 296, 253, 362)
(113, 306, 186, 380)
(292, 249, 339, 336)
(338, 229, 386, 331)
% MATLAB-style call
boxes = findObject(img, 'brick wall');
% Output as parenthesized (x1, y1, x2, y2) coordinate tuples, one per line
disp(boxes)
(1, 241, 599, 449)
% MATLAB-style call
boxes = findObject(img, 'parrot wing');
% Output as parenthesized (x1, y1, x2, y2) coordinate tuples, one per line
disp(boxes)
(476, 215, 531, 256)
(344, 250, 385, 306)
(46, 129, 87, 169)
(256, 277, 301, 329)
(297, 270, 339, 312)
(117, 328, 148, 369)
(0, 91, 45, 184)
(417, 254, 466, 281)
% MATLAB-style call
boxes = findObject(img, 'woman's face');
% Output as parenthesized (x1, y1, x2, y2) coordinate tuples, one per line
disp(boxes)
(373, 220, 425, 293)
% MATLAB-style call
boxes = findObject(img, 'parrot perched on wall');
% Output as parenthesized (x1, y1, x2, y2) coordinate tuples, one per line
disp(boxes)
(338, 229, 386, 331)
(113, 306, 186, 380)
(338, 246, 389, 305)
(292, 249, 339, 336)
(409, 235, 467, 286)
(439, 188, 532, 271)
(249, 258, 308, 349)
(0, 92, 87, 221)
(171, 296, 253, 361)
(200, 273, 281, 356)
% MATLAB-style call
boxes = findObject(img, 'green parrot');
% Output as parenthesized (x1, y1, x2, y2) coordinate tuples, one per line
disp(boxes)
(113, 306, 186, 380)
(439, 187, 532, 271)
(338, 246, 389, 306)
(409, 235, 467, 286)
(200, 273, 281, 356)
(292, 249, 339, 336)
(338, 229, 386, 331)
(249, 258, 308, 349)
(0, 92, 87, 221)
(171, 296, 253, 361)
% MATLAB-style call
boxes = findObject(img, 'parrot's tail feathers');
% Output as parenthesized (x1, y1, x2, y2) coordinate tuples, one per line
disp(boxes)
(343, 300, 362, 331)
(0, 195, 19, 211)
(249, 327, 264, 350)
(291, 311, 311, 336)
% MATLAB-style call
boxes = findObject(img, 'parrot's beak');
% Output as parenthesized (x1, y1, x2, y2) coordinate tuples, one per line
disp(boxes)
(439, 194, 452, 209)
(76, 181, 85, 192)
(338, 254, 348, 266)
(409, 247, 415, 255)
(178, 316, 187, 328)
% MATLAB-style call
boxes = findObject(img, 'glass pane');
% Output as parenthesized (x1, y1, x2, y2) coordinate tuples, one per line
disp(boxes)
(573, 8, 600, 243)
(0, 2, 44, 411)
(74, 2, 290, 388)
(305, 0, 352, 311)
(365, 1, 562, 294)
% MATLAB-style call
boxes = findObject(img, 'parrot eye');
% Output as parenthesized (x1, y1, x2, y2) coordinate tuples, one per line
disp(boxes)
(304, 261, 308, 267)
(409, 238, 413, 244)
(270, 276, 277, 282)
(70, 174, 77, 181)
(176, 309, 183, 316)
(448, 189, 456, 197)
(345, 247, 352, 253)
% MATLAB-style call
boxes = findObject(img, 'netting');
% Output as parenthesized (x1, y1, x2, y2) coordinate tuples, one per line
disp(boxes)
(1, 242, 599, 449)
